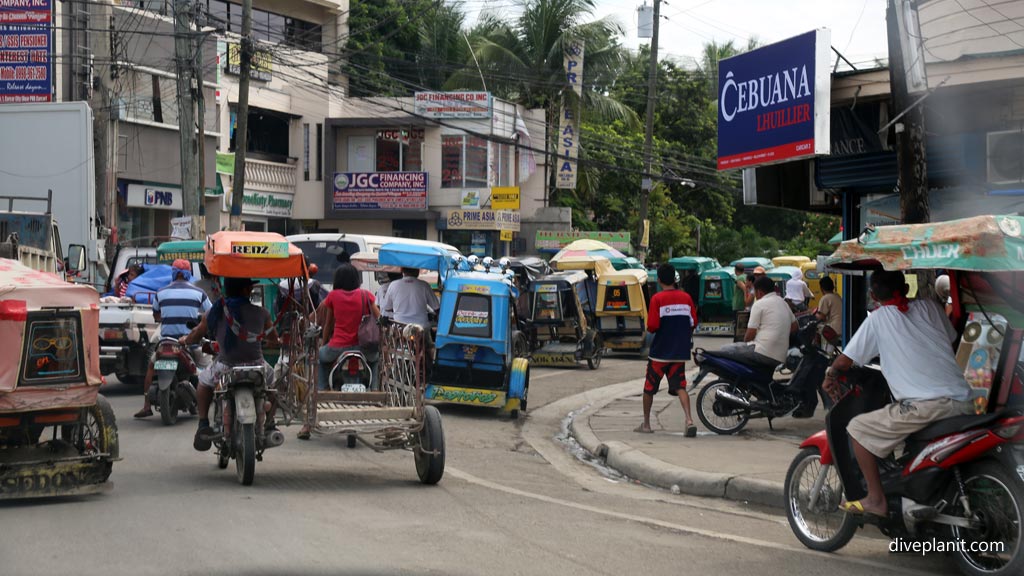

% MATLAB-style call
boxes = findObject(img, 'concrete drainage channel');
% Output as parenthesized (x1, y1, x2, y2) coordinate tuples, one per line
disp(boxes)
(560, 390, 787, 510)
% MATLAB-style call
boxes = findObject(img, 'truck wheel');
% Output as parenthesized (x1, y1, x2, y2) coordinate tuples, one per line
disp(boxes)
(415, 406, 445, 485)
(159, 388, 177, 426)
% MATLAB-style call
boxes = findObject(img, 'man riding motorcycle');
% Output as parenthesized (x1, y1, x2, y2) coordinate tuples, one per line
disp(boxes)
(178, 277, 280, 451)
(135, 259, 211, 418)
(823, 270, 975, 517)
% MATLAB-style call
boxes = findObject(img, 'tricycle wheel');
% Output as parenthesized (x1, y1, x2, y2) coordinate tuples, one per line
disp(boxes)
(512, 331, 529, 358)
(159, 387, 177, 426)
(347, 434, 357, 448)
(61, 395, 119, 481)
(217, 451, 229, 469)
(587, 344, 604, 370)
(415, 405, 445, 485)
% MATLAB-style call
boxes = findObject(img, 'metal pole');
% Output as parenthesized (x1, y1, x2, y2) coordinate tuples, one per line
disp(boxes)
(636, 0, 660, 262)
(174, 0, 199, 236)
(229, 0, 254, 231)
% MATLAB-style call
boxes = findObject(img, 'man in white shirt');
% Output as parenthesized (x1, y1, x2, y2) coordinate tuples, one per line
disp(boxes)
(784, 269, 813, 311)
(719, 276, 798, 369)
(823, 270, 974, 518)
(380, 268, 439, 329)
(375, 272, 402, 318)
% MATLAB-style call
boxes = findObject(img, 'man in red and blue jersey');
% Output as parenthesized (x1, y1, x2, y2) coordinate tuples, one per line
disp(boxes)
(636, 263, 698, 437)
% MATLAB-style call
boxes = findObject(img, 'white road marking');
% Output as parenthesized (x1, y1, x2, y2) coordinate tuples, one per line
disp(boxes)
(447, 466, 935, 576)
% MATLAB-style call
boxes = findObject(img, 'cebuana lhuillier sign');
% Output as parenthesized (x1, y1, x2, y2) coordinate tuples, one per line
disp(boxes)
(717, 29, 831, 171)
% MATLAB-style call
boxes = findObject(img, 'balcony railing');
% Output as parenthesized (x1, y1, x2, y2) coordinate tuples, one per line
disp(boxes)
(245, 158, 297, 194)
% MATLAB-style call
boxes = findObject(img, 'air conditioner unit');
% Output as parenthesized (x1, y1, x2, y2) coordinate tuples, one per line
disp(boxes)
(987, 129, 1024, 185)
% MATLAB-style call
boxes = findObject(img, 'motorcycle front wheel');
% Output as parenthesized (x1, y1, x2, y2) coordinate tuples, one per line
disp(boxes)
(948, 460, 1024, 576)
(235, 421, 256, 486)
(785, 447, 857, 552)
(696, 380, 750, 435)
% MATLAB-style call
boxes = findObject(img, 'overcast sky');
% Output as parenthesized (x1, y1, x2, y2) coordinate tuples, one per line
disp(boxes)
(465, 0, 890, 69)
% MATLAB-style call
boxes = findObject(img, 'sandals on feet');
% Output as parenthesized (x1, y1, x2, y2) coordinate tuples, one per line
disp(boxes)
(685, 425, 697, 438)
(134, 408, 153, 419)
(297, 427, 311, 440)
(633, 425, 654, 434)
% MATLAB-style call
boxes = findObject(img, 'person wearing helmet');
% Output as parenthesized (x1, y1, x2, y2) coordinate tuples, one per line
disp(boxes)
(135, 259, 212, 418)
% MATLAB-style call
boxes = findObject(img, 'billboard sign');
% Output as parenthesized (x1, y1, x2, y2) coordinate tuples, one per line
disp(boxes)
(535, 230, 632, 253)
(0, 0, 53, 103)
(414, 91, 491, 119)
(717, 29, 831, 171)
(332, 172, 428, 210)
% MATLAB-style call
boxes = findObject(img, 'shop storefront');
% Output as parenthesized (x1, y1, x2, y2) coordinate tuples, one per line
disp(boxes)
(222, 188, 296, 233)
(117, 180, 184, 240)
(439, 209, 520, 257)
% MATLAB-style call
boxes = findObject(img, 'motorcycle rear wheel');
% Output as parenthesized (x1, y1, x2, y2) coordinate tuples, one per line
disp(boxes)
(785, 447, 857, 552)
(235, 422, 256, 486)
(696, 380, 750, 435)
(159, 387, 177, 426)
(949, 460, 1024, 576)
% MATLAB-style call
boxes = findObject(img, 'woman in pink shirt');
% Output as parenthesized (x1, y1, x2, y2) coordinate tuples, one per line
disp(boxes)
(317, 264, 379, 390)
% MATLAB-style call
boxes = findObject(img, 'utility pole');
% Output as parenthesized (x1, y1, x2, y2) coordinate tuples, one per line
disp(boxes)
(229, 0, 254, 231)
(886, 0, 929, 225)
(173, 0, 200, 238)
(637, 0, 660, 262)
(193, 1, 206, 238)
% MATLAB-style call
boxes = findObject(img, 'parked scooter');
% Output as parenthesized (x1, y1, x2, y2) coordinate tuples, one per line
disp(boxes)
(150, 337, 203, 425)
(327, 350, 374, 449)
(785, 366, 1024, 576)
(692, 319, 838, 435)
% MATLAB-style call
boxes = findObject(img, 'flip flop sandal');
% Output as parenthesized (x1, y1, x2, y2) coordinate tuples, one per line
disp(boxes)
(839, 500, 882, 516)
(134, 408, 153, 419)
(297, 427, 311, 440)
(633, 425, 654, 434)
(685, 425, 697, 438)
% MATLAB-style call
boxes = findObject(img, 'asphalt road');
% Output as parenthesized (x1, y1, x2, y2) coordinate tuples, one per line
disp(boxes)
(0, 341, 956, 576)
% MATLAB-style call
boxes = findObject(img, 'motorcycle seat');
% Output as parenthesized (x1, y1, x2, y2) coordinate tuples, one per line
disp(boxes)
(700, 349, 778, 382)
(907, 410, 1011, 442)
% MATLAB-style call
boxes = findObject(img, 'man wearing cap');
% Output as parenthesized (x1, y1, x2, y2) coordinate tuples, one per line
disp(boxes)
(135, 259, 212, 418)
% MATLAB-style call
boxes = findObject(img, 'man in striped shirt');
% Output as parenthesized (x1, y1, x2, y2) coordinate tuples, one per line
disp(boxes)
(135, 260, 212, 418)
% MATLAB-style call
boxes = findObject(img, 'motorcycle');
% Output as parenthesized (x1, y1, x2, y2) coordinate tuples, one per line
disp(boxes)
(785, 366, 1024, 576)
(692, 319, 839, 435)
(327, 350, 374, 449)
(150, 337, 203, 425)
(211, 363, 284, 485)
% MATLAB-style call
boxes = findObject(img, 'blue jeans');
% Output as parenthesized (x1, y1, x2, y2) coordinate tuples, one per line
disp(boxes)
(318, 345, 379, 391)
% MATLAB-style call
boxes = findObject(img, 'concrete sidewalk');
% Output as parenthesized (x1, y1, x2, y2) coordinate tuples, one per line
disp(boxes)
(568, 374, 828, 509)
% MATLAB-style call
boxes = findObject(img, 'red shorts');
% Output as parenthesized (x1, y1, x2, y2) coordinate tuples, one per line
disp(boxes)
(644, 361, 687, 396)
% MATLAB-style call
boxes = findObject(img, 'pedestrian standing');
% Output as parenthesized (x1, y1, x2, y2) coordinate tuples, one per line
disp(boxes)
(733, 264, 747, 314)
(636, 263, 698, 437)
(814, 276, 842, 334)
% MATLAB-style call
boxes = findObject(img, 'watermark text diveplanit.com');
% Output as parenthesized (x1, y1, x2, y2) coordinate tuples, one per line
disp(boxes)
(890, 537, 1006, 556)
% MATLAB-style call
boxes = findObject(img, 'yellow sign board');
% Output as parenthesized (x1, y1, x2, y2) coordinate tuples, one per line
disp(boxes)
(491, 187, 520, 210)
(229, 241, 289, 258)
(226, 44, 272, 82)
(641, 219, 650, 248)
(500, 230, 513, 242)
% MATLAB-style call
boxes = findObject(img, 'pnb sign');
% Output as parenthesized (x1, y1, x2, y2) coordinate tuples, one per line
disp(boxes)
(717, 29, 831, 171)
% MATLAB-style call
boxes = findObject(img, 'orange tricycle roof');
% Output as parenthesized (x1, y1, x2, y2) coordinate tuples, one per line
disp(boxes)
(204, 231, 307, 279)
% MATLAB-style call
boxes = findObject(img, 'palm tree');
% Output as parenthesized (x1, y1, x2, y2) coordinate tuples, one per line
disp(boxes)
(448, 0, 638, 126)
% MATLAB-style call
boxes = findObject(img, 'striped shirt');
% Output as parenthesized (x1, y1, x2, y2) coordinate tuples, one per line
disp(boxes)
(153, 280, 212, 338)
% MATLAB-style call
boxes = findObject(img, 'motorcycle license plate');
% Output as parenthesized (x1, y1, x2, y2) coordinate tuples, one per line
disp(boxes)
(154, 359, 178, 371)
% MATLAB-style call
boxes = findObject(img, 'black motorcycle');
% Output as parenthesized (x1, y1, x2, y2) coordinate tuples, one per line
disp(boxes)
(150, 338, 201, 425)
(692, 319, 839, 435)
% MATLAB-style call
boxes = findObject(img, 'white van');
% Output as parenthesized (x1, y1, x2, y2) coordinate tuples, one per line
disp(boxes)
(286, 233, 460, 292)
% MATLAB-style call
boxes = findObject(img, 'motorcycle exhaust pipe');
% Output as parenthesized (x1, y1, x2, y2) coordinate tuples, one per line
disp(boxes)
(264, 429, 285, 449)
(715, 389, 752, 410)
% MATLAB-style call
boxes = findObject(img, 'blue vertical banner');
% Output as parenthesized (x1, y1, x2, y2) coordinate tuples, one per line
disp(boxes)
(0, 0, 53, 103)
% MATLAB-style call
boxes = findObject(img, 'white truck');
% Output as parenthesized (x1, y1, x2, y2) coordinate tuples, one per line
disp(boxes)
(0, 102, 107, 287)
(0, 191, 86, 279)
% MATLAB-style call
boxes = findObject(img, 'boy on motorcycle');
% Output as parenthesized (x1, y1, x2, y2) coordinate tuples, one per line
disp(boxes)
(178, 277, 280, 451)
(823, 270, 974, 517)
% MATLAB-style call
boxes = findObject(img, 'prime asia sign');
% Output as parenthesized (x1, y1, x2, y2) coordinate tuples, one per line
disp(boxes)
(717, 29, 830, 171)
(0, 0, 53, 103)
(332, 172, 428, 210)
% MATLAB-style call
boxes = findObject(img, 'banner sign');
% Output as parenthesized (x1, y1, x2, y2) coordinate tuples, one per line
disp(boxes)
(460, 190, 481, 209)
(226, 43, 272, 82)
(0, 0, 53, 103)
(717, 29, 831, 171)
(445, 209, 520, 231)
(830, 102, 887, 156)
(332, 172, 428, 210)
(556, 39, 584, 189)
(491, 186, 520, 210)
(414, 91, 491, 119)
(535, 230, 632, 252)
